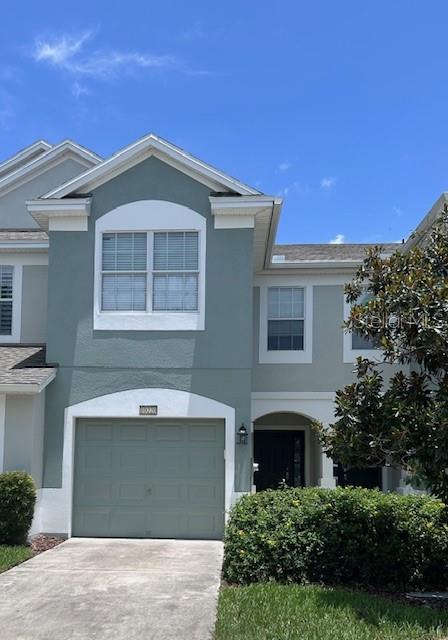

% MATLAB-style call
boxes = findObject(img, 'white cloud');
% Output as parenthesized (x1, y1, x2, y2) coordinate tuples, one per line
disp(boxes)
(34, 31, 93, 66)
(330, 234, 345, 245)
(32, 30, 204, 85)
(71, 81, 92, 98)
(277, 161, 292, 172)
(320, 176, 337, 190)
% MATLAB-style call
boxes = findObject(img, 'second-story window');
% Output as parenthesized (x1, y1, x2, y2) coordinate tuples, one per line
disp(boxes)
(0, 266, 13, 335)
(102, 233, 147, 311)
(267, 286, 304, 350)
(351, 290, 380, 350)
(101, 231, 199, 313)
(153, 232, 199, 312)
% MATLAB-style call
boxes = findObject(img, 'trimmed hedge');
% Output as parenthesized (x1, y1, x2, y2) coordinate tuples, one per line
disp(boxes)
(223, 487, 448, 591)
(0, 471, 36, 545)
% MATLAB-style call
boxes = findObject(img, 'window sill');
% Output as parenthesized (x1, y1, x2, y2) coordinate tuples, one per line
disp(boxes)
(343, 348, 383, 364)
(258, 349, 312, 364)
(93, 311, 205, 331)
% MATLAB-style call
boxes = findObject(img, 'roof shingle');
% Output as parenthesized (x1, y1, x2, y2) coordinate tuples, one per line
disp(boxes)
(0, 346, 56, 389)
(272, 243, 400, 263)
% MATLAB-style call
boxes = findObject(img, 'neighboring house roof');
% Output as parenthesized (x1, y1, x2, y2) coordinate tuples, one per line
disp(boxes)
(43, 132, 262, 198)
(0, 140, 52, 181)
(0, 140, 102, 197)
(0, 346, 56, 394)
(0, 229, 49, 251)
(272, 242, 400, 263)
(404, 192, 448, 250)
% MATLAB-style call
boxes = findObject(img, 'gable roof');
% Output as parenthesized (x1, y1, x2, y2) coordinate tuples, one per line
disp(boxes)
(0, 140, 102, 197)
(272, 242, 400, 263)
(0, 140, 52, 180)
(43, 133, 261, 199)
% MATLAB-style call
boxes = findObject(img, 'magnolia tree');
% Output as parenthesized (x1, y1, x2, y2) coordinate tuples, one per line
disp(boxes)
(315, 204, 448, 501)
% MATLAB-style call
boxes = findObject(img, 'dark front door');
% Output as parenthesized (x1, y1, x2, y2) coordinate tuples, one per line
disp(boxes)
(254, 430, 305, 491)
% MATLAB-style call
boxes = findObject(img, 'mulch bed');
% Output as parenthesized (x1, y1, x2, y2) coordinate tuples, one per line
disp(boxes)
(30, 534, 65, 555)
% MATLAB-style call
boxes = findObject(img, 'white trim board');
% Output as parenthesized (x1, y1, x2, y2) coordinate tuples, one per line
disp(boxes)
(0, 141, 101, 198)
(0, 141, 51, 178)
(43, 133, 260, 199)
(34, 388, 236, 537)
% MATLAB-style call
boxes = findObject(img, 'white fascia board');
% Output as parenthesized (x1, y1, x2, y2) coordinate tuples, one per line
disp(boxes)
(0, 140, 52, 176)
(26, 198, 91, 231)
(209, 195, 281, 221)
(0, 371, 56, 395)
(0, 242, 49, 252)
(267, 259, 362, 269)
(0, 141, 101, 196)
(43, 133, 261, 199)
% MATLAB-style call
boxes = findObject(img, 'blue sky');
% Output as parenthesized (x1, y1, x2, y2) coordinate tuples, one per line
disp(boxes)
(1, 1, 448, 244)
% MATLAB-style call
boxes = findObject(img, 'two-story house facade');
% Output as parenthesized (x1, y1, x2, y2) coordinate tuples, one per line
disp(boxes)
(0, 133, 416, 540)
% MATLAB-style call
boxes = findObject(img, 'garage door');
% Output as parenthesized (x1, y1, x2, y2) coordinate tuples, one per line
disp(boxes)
(73, 418, 225, 539)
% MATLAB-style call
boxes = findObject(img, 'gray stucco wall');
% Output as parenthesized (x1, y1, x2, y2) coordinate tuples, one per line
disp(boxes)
(252, 284, 403, 393)
(3, 391, 46, 487)
(44, 156, 254, 490)
(0, 158, 88, 228)
(21, 265, 48, 343)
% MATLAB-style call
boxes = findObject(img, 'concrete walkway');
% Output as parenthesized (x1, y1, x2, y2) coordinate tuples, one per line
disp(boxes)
(0, 538, 223, 640)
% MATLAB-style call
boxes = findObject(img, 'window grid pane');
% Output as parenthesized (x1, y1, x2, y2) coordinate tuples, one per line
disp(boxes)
(351, 291, 380, 350)
(101, 233, 147, 311)
(153, 273, 198, 312)
(153, 231, 199, 272)
(267, 287, 304, 351)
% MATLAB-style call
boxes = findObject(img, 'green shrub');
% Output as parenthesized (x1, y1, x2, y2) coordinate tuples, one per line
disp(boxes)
(223, 487, 448, 591)
(0, 471, 36, 545)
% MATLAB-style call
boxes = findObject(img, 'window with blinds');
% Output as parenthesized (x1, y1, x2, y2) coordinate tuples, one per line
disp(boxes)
(101, 233, 147, 311)
(0, 266, 13, 335)
(100, 231, 199, 313)
(267, 286, 304, 351)
(153, 232, 199, 311)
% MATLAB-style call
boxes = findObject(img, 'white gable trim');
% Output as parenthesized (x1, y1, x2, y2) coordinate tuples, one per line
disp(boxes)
(43, 133, 260, 199)
(0, 140, 52, 177)
(0, 141, 101, 198)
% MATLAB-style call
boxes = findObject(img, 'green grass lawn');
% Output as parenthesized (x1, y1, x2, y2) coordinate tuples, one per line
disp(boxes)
(0, 545, 32, 573)
(215, 584, 448, 640)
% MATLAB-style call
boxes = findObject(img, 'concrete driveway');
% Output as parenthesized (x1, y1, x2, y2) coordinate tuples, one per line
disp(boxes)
(0, 538, 223, 640)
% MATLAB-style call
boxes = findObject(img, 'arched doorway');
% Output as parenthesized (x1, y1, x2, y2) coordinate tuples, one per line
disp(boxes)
(253, 412, 320, 491)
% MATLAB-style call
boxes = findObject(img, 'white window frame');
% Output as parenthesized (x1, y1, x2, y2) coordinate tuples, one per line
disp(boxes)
(0, 263, 22, 344)
(94, 200, 206, 331)
(343, 295, 382, 363)
(258, 277, 313, 364)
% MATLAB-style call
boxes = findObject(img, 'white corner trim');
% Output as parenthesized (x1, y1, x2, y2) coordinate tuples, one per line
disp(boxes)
(258, 281, 313, 364)
(43, 133, 260, 199)
(0, 394, 6, 472)
(342, 297, 383, 363)
(35, 388, 236, 537)
(94, 200, 206, 331)
(26, 198, 91, 231)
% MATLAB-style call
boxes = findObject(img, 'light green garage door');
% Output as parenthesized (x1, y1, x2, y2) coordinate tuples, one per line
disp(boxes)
(73, 418, 225, 539)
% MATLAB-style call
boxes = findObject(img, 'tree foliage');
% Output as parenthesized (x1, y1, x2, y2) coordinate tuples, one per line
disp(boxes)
(316, 204, 448, 501)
